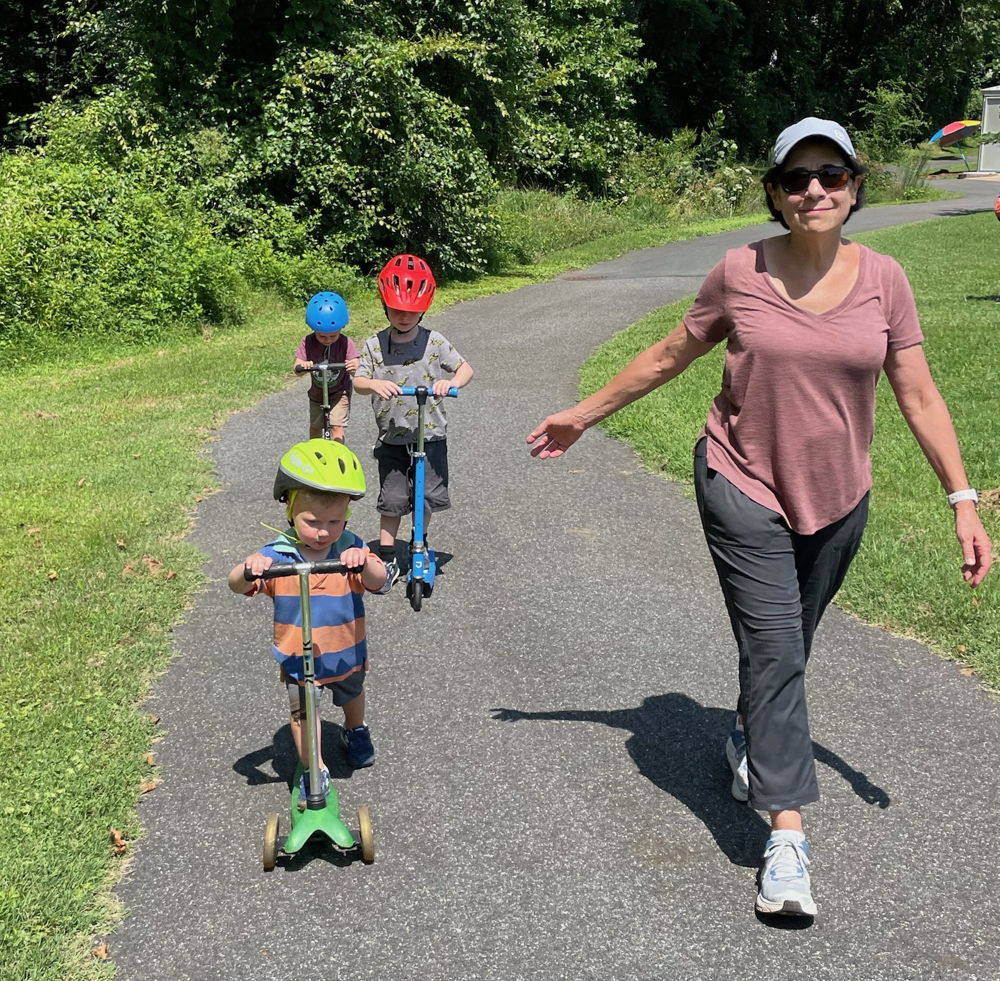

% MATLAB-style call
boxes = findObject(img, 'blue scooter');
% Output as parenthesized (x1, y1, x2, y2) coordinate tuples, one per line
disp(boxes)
(398, 385, 457, 612)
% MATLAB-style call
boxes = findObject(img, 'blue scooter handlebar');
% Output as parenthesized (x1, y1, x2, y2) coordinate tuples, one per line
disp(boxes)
(245, 560, 350, 581)
(399, 385, 459, 397)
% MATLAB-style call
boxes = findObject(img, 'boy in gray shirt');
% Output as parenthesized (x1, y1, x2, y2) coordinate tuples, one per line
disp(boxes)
(353, 254, 474, 584)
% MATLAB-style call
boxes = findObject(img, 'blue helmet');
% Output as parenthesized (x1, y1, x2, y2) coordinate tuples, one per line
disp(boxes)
(305, 291, 349, 333)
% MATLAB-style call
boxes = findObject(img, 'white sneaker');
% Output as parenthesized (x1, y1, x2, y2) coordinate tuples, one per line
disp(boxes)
(755, 830, 817, 916)
(725, 728, 749, 802)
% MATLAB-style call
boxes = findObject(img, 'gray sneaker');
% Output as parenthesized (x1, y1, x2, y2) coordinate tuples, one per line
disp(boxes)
(725, 728, 749, 802)
(296, 766, 330, 810)
(755, 830, 817, 916)
(382, 559, 401, 590)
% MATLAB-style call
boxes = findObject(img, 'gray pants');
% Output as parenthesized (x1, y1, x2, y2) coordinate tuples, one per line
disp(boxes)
(693, 439, 869, 811)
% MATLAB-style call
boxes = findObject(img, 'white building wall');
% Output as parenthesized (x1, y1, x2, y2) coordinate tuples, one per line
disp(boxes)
(981, 86, 1000, 172)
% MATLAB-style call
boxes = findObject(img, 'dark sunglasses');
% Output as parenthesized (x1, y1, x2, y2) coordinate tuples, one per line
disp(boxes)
(778, 165, 854, 194)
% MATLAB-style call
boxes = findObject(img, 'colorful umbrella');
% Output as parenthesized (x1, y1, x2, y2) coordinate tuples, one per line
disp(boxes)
(928, 119, 981, 147)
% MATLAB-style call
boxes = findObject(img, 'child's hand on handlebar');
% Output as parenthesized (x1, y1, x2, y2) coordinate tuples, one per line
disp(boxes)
(244, 553, 273, 577)
(431, 380, 455, 397)
(339, 546, 371, 570)
(370, 379, 402, 400)
(295, 359, 314, 371)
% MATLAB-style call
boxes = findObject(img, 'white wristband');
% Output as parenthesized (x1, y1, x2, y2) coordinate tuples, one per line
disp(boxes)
(947, 488, 978, 507)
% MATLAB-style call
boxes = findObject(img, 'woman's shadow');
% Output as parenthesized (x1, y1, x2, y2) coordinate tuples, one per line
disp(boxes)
(491, 692, 889, 869)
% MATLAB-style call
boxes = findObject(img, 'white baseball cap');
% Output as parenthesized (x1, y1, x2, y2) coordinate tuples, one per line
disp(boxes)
(772, 117, 856, 165)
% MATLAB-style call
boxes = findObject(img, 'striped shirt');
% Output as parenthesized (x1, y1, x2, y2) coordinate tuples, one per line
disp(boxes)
(245, 531, 372, 684)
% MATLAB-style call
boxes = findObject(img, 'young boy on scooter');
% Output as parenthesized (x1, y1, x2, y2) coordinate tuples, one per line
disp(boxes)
(227, 440, 389, 798)
(352, 254, 474, 586)
(293, 291, 361, 442)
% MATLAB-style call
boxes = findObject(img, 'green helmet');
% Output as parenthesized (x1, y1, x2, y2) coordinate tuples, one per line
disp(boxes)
(273, 439, 367, 502)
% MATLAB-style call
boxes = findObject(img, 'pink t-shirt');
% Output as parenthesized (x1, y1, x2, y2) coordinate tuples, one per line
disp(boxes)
(683, 242, 923, 534)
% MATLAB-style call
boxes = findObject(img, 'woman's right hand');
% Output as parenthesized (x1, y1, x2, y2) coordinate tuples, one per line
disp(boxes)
(955, 504, 992, 587)
(526, 408, 588, 459)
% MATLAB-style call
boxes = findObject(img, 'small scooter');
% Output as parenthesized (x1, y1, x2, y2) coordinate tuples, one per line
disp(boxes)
(246, 559, 374, 870)
(294, 361, 346, 440)
(398, 385, 457, 612)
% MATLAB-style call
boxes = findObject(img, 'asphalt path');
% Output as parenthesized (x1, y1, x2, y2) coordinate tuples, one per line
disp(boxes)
(113, 178, 1000, 980)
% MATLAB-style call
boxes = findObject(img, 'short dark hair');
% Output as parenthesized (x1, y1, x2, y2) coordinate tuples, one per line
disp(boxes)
(762, 139, 867, 230)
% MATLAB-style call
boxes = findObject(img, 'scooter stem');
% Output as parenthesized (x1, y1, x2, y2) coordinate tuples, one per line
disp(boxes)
(297, 570, 324, 808)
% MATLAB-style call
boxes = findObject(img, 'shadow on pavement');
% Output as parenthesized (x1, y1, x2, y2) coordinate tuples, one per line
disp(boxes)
(491, 692, 890, 868)
(233, 720, 357, 790)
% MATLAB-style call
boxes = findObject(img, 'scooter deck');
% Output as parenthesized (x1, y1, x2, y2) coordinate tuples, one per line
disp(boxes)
(284, 764, 357, 853)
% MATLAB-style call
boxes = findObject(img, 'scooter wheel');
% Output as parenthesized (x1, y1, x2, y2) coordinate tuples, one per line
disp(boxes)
(357, 805, 375, 865)
(262, 813, 280, 871)
(407, 579, 423, 612)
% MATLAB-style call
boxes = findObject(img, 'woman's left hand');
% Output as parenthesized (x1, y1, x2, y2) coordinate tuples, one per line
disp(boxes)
(954, 504, 992, 587)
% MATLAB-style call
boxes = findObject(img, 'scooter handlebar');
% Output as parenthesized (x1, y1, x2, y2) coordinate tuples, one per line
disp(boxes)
(399, 385, 459, 398)
(294, 361, 347, 375)
(244, 560, 350, 581)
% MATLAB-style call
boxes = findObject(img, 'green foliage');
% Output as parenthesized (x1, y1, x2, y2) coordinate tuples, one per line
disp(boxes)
(0, 143, 246, 371)
(854, 81, 925, 163)
(616, 115, 758, 218)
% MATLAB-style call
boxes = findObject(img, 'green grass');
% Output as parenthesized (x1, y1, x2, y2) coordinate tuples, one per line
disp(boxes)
(581, 211, 999, 687)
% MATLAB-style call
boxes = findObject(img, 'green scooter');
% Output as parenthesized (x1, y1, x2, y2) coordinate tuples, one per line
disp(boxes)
(246, 559, 374, 870)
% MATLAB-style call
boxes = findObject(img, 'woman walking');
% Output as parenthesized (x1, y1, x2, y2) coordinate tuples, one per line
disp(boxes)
(527, 117, 992, 917)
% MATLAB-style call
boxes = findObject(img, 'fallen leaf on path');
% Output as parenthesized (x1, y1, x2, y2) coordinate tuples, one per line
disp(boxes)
(110, 828, 128, 854)
(144, 753, 157, 766)
(91, 944, 109, 960)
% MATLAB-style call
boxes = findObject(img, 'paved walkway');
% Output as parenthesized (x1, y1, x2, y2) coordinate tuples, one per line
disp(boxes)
(113, 178, 1000, 980)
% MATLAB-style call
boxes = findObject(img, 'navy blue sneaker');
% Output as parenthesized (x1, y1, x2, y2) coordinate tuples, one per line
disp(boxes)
(342, 725, 375, 768)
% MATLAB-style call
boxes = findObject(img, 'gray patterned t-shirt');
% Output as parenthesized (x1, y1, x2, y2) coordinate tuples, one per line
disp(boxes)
(356, 327, 465, 444)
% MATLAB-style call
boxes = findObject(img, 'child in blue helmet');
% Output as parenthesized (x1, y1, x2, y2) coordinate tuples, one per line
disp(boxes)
(294, 291, 360, 442)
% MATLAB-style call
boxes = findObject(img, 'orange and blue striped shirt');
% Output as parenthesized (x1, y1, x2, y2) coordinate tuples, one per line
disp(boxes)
(246, 531, 372, 684)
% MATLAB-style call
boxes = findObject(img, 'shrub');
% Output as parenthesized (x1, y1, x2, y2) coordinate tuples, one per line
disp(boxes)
(0, 149, 246, 370)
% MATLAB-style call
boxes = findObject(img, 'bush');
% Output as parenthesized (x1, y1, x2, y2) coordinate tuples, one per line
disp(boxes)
(0, 148, 247, 370)
(854, 81, 925, 164)
(616, 116, 758, 220)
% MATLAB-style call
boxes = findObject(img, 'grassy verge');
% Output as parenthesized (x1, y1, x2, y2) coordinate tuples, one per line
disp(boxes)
(0, 208, 771, 980)
(581, 211, 999, 687)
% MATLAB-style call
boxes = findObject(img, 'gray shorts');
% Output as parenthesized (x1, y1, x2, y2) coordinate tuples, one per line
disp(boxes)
(282, 668, 365, 716)
(373, 439, 450, 515)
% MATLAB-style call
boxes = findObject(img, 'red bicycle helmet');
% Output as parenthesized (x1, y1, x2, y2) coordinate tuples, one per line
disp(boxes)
(377, 254, 436, 312)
